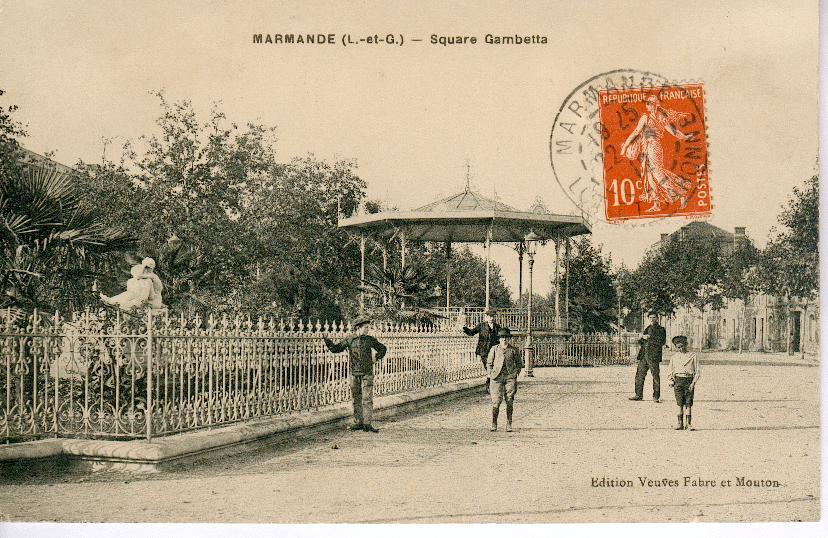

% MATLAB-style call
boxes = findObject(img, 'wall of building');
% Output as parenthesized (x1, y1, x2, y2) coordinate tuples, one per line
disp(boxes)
(664, 294, 819, 355)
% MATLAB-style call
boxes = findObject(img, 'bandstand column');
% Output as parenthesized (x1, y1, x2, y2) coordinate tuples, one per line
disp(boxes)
(359, 234, 366, 315)
(554, 237, 561, 328)
(445, 241, 452, 309)
(526, 244, 535, 377)
(565, 238, 570, 331)
(485, 224, 492, 309)
(517, 242, 525, 313)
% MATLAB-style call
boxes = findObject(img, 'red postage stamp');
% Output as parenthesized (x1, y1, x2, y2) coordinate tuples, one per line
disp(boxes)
(598, 83, 710, 221)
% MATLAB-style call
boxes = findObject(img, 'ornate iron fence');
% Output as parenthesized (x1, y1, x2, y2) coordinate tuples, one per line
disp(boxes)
(0, 311, 631, 443)
(0, 311, 481, 443)
(533, 333, 636, 367)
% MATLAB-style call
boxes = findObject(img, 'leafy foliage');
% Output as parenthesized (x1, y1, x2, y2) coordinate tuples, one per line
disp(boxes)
(70, 94, 512, 320)
(560, 238, 617, 333)
(0, 166, 134, 316)
(758, 175, 819, 301)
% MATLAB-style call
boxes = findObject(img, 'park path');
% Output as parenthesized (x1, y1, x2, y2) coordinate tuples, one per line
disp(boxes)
(0, 354, 819, 523)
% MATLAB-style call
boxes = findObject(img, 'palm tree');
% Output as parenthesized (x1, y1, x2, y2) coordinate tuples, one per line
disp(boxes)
(358, 260, 444, 324)
(1, 165, 134, 319)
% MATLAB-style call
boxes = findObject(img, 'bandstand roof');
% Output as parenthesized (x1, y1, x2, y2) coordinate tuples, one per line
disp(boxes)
(338, 188, 591, 242)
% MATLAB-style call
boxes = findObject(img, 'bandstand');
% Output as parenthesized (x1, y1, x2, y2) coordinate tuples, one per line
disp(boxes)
(337, 177, 592, 340)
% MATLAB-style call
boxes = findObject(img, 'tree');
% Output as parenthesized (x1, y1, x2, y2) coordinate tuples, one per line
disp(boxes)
(1, 90, 134, 317)
(0, 89, 26, 182)
(757, 175, 819, 354)
(0, 166, 134, 317)
(424, 245, 513, 309)
(759, 175, 819, 300)
(359, 260, 443, 323)
(561, 238, 617, 333)
(73, 94, 369, 319)
(241, 155, 366, 320)
(625, 246, 676, 318)
(720, 237, 760, 352)
(624, 232, 727, 348)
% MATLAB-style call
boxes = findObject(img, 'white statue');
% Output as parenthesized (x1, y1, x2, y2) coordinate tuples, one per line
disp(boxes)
(141, 257, 165, 310)
(100, 258, 166, 312)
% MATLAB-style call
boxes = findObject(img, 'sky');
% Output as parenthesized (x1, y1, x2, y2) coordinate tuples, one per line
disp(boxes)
(0, 0, 819, 297)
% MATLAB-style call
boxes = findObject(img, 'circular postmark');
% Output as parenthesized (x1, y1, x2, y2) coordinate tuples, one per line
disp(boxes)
(550, 69, 710, 226)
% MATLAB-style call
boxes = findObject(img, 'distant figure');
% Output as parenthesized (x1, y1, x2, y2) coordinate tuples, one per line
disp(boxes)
(463, 308, 500, 393)
(100, 264, 153, 310)
(486, 327, 524, 432)
(668, 335, 700, 430)
(455, 307, 468, 331)
(323, 317, 387, 433)
(629, 312, 667, 402)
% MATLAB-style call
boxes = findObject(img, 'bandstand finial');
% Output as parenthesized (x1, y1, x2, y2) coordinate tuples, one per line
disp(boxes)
(464, 160, 471, 192)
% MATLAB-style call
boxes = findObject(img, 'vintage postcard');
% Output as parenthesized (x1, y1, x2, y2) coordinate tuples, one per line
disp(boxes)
(0, 0, 822, 535)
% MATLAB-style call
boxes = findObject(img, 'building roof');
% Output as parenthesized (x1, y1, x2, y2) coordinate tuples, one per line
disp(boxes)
(662, 221, 735, 244)
(19, 148, 75, 174)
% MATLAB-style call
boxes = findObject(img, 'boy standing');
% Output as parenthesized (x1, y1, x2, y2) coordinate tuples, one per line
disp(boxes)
(486, 327, 524, 432)
(668, 335, 700, 430)
(324, 317, 387, 433)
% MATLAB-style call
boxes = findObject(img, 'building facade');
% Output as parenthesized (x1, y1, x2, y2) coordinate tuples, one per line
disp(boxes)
(656, 222, 819, 355)
(665, 294, 819, 354)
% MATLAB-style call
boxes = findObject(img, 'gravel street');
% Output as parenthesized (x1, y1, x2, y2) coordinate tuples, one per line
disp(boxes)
(0, 353, 819, 523)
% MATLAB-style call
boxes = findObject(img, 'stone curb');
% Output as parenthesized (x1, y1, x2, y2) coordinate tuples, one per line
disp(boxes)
(0, 377, 485, 470)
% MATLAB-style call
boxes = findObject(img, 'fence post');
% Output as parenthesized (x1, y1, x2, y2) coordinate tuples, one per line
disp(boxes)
(146, 310, 153, 443)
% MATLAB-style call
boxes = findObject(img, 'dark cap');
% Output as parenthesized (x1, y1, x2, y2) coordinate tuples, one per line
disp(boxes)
(671, 335, 688, 344)
(497, 327, 512, 338)
(484, 308, 497, 316)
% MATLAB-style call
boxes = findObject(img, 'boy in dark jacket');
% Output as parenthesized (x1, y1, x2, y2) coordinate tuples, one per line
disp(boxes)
(324, 317, 387, 432)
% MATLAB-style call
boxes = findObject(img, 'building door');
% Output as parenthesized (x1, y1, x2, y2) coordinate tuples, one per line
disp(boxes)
(759, 318, 764, 349)
(791, 312, 801, 352)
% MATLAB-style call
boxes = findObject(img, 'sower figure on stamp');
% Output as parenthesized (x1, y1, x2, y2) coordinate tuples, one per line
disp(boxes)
(463, 308, 500, 393)
(668, 335, 700, 430)
(630, 312, 667, 402)
(487, 327, 523, 432)
(620, 95, 695, 213)
(323, 317, 387, 433)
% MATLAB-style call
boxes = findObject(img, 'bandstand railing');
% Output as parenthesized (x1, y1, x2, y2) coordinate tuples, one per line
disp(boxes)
(435, 307, 566, 332)
(1, 310, 630, 444)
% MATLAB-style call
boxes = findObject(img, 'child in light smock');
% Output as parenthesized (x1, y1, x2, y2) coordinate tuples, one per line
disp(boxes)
(668, 335, 700, 431)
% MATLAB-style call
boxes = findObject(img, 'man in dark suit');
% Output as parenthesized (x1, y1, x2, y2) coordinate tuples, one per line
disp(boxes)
(630, 312, 667, 402)
(463, 308, 500, 393)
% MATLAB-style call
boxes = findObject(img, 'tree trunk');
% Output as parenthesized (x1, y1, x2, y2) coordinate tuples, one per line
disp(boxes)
(737, 302, 744, 354)
(785, 295, 791, 355)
